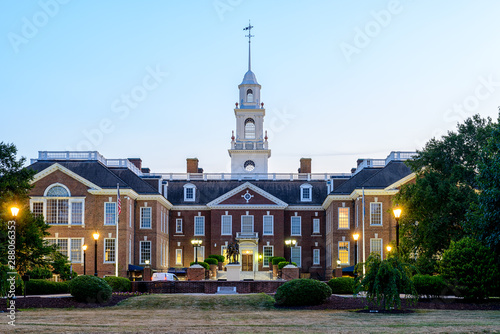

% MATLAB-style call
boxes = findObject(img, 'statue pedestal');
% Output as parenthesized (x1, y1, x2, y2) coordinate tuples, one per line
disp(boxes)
(226, 263, 241, 281)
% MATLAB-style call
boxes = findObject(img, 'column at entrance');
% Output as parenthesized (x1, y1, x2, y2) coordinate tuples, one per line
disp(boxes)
(239, 241, 258, 271)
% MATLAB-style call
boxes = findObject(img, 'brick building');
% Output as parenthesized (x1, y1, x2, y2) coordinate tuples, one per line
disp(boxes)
(26, 30, 415, 279)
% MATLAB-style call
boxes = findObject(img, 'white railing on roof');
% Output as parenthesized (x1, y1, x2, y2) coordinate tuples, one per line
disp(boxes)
(146, 172, 351, 181)
(34, 151, 142, 176)
(385, 151, 417, 164)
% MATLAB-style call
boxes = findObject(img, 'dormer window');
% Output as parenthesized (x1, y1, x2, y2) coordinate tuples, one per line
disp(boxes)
(244, 118, 255, 139)
(246, 89, 254, 102)
(183, 183, 196, 202)
(300, 183, 313, 202)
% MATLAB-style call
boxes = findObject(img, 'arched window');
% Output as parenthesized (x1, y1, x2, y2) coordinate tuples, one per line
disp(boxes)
(46, 185, 70, 197)
(300, 183, 313, 202)
(246, 89, 253, 103)
(183, 183, 196, 202)
(244, 118, 255, 139)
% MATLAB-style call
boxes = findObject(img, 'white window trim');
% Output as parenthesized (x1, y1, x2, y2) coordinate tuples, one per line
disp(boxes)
(104, 202, 117, 226)
(104, 238, 116, 264)
(128, 239, 132, 264)
(338, 241, 350, 265)
(313, 249, 320, 265)
(370, 202, 383, 226)
(139, 241, 152, 265)
(194, 245, 205, 262)
(194, 216, 205, 236)
(221, 215, 232, 236)
(32, 197, 85, 226)
(140, 207, 152, 229)
(338, 207, 350, 230)
(45, 237, 84, 263)
(44, 183, 71, 197)
(175, 249, 183, 265)
(370, 238, 383, 260)
(176, 218, 183, 233)
(183, 183, 196, 202)
(262, 245, 274, 266)
(300, 184, 313, 202)
(263, 215, 274, 236)
(241, 215, 254, 233)
(291, 216, 302, 236)
(291, 246, 302, 267)
(313, 218, 320, 234)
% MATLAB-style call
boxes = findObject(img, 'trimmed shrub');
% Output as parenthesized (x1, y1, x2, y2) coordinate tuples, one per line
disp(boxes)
(208, 254, 225, 263)
(203, 258, 218, 265)
(68, 275, 112, 303)
(439, 237, 500, 300)
(328, 277, 355, 294)
(278, 261, 297, 270)
(26, 279, 69, 295)
(190, 261, 210, 270)
(26, 267, 52, 279)
(268, 257, 275, 265)
(275, 279, 332, 306)
(272, 257, 286, 265)
(412, 275, 447, 299)
(103, 276, 132, 292)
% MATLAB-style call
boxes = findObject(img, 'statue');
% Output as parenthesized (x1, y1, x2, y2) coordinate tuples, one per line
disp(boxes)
(226, 240, 240, 264)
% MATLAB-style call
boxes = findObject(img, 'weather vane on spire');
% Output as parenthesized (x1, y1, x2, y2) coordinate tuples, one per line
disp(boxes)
(243, 20, 254, 71)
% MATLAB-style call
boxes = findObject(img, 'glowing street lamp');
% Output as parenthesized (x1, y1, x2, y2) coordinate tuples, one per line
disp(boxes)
(82, 245, 88, 275)
(285, 239, 296, 264)
(393, 207, 402, 252)
(11, 207, 19, 217)
(386, 245, 392, 253)
(353, 233, 360, 266)
(93, 232, 100, 276)
(191, 239, 202, 264)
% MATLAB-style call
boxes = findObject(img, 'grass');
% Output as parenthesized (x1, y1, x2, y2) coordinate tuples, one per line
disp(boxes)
(5, 294, 500, 333)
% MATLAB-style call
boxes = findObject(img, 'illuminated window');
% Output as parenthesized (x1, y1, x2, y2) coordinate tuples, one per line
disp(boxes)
(338, 241, 349, 264)
(338, 207, 349, 229)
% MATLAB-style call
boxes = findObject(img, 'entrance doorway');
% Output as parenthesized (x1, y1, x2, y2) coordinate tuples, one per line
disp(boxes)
(241, 253, 253, 271)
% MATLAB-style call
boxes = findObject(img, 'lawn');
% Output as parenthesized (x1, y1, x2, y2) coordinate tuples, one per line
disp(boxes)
(3, 294, 500, 333)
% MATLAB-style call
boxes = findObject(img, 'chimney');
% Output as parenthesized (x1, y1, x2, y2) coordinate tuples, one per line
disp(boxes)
(128, 158, 142, 170)
(351, 167, 357, 174)
(186, 158, 199, 173)
(299, 158, 312, 174)
(141, 167, 150, 173)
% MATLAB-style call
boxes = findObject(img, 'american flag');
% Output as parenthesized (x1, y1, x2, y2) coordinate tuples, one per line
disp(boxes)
(117, 183, 121, 215)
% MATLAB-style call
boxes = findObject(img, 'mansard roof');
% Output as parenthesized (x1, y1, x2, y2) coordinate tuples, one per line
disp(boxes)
(166, 179, 327, 206)
(28, 161, 158, 194)
(330, 161, 411, 195)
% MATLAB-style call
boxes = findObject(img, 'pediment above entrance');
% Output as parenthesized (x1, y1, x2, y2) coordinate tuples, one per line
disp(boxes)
(206, 182, 287, 209)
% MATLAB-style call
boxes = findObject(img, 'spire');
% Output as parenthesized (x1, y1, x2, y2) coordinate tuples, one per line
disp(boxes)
(243, 20, 253, 71)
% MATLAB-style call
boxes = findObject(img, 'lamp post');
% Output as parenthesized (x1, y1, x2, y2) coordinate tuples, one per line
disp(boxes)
(285, 239, 296, 264)
(93, 232, 99, 276)
(336, 258, 341, 268)
(353, 233, 359, 267)
(191, 239, 202, 264)
(393, 207, 402, 252)
(82, 245, 88, 275)
(11, 207, 19, 218)
(386, 245, 392, 253)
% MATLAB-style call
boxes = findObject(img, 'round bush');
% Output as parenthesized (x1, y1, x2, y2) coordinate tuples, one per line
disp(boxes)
(208, 255, 225, 263)
(275, 279, 332, 306)
(272, 257, 286, 265)
(328, 277, 354, 294)
(103, 276, 131, 292)
(439, 238, 500, 300)
(203, 258, 218, 265)
(69, 275, 112, 303)
(190, 261, 209, 270)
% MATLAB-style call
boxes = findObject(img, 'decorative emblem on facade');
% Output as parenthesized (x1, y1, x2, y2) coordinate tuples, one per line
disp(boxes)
(242, 190, 254, 203)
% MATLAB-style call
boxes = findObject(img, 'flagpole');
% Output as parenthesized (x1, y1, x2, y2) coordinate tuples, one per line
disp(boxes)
(116, 183, 120, 277)
(362, 187, 365, 275)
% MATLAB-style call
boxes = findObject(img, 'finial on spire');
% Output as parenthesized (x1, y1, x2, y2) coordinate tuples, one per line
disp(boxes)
(243, 20, 254, 71)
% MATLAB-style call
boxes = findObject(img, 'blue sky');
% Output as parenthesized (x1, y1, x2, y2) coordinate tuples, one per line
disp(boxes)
(2, 1, 500, 173)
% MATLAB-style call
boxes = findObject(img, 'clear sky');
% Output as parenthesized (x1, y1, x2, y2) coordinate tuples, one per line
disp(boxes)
(2, 1, 500, 173)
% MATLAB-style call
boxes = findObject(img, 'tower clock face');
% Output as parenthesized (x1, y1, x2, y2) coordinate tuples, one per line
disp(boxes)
(244, 160, 255, 172)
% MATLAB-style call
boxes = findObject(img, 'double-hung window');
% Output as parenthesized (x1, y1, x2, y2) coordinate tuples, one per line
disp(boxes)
(176, 219, 183, 233)
(338, 207, 349, 229)
(370, 238, 383, 259)
(194, 216, 205, 236)
(241, 215, 254, 234)
(313, 218, 320, 234)
(104, 202, 117, 225)
(221, 215, 232, 235)
(291, 246, 301, 267)
(104, 238, 116, 263)
(140, 241, 151, 264)
(338, 241, 349, 264)
(263, 215, 274, 235)
(140, 207, 152, 229)
(313, 249, 320, 265)
(291, 216, 301, 236)
(300, 184, 312, 202)
(263, 246, 273, 266)
(370, 203, 382, 225)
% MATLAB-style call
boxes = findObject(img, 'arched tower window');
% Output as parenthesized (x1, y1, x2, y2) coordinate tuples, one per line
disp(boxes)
(244, 118, 256, 139)
(246, 89, 254, 103)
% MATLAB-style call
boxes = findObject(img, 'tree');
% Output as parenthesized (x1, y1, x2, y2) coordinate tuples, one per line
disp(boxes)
(0, 142, 55, 274)
(355, 253, 417, 310)
(395, 115, 494, 273)
(471, 115, 500, 260)
(439, 237, 499, 300)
